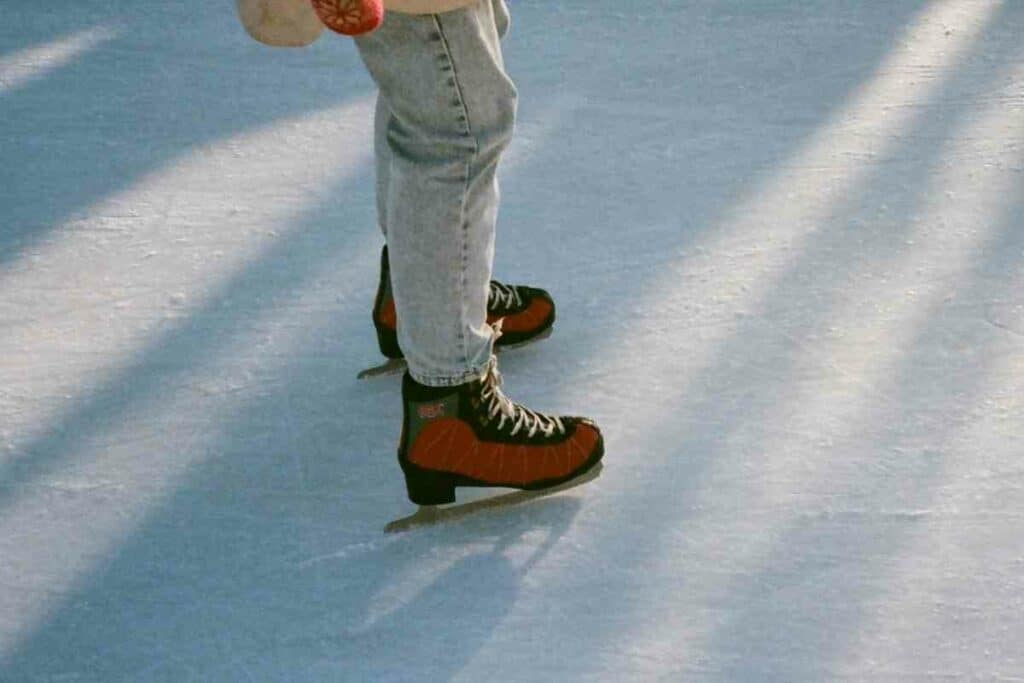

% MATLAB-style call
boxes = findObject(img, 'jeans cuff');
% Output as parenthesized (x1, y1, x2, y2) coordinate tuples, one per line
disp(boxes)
(408, 357, 493, 388)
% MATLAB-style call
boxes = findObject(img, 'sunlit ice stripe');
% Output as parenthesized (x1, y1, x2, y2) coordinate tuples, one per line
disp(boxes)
(0, 95, 375, 447)
(0, 26, 116, 95)
(605, 1, 1015, 675)
(831, 92, 1024, 673)
(453, 0, 1011, 678)
(564, 0, 1008, 477)
(637, 58, 1024, 677)
(0, 95, 376, 661)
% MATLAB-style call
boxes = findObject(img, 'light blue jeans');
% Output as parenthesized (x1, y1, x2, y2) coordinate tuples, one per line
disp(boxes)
(354, 0, 515, 387)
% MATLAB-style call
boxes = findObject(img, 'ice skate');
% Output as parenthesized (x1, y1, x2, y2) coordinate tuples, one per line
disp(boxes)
(360, 245, 556, 379)
(384, 354, 604, 531)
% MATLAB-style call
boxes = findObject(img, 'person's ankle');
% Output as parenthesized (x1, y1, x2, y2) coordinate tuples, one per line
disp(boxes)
(404, 373, 465, 400)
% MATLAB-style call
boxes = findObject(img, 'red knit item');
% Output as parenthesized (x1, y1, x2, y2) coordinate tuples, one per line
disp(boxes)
(310, 0, 384, 36)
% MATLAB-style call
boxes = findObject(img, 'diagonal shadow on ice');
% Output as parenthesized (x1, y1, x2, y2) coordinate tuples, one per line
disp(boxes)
(0, 0, 372, 274)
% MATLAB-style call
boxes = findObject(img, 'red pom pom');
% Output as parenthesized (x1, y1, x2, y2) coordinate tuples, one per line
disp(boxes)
(311, 0, 384, 36)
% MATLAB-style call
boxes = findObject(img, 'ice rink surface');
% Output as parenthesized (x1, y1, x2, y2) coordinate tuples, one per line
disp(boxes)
(1, 0, 1023, 680)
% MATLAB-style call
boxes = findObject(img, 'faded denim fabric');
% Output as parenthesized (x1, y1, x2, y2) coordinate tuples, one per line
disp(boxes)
(355, 0, 515, 386)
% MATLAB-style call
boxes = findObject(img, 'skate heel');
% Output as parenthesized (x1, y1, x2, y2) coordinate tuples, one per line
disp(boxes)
(403, 467, 457, 506)
(375, 326, 404, 360)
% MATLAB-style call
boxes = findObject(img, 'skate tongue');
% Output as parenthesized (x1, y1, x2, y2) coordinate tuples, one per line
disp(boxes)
(491, 317, 505, 343)
(471, 321, 505, 384)
(481, 358, 514, 419)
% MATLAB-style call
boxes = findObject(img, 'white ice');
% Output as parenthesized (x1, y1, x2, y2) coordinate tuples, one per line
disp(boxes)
(1, 0, 1023, 680)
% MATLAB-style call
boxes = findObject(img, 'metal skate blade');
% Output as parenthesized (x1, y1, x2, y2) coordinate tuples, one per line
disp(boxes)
(357, 358, 407, 380)
(384, 461, 603, 533)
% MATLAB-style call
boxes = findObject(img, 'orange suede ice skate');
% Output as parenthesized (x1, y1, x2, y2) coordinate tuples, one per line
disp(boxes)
(397, 356, 604, 505)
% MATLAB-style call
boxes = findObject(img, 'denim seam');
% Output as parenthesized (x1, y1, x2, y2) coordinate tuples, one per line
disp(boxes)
(433, 13, 479, 373)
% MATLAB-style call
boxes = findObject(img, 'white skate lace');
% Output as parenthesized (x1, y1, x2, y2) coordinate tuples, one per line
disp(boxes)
(478, 321, 565, 439)
(488, 281, 523, 311)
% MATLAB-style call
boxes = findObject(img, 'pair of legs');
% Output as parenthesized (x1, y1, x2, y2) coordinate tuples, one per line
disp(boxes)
(354, 3, 604, 508)
(355, 0, 514, 387)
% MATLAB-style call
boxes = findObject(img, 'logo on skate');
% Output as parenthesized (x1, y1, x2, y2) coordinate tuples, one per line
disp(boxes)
(418, 403, 446, 419)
